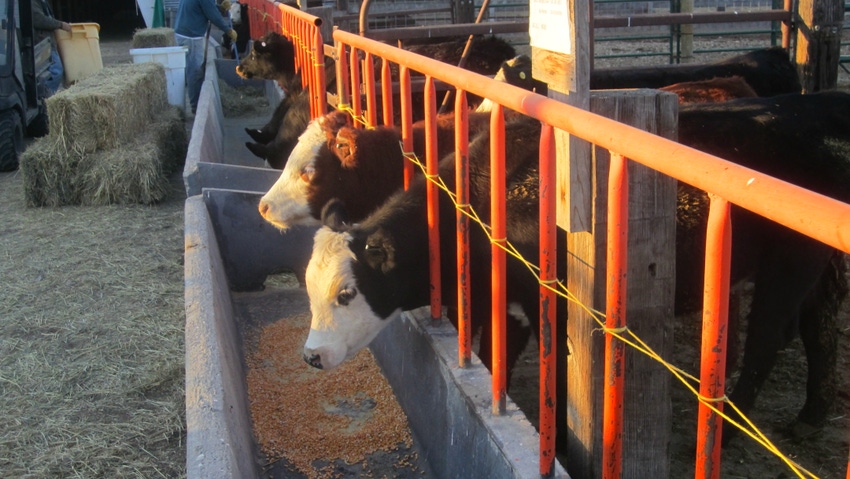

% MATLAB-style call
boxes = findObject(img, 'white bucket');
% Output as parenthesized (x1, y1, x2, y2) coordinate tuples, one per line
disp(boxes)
(129, 46, 188, 110)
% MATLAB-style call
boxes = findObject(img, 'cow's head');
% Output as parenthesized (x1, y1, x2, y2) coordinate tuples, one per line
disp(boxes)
(229, 1, 243, 24)
(258, 111, 351, 230)
(476, 55, 548, 113)
(302, 200, 403, 370)
(236, 31, 298, 90)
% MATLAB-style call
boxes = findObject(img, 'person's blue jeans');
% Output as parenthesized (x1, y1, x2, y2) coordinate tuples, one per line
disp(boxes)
(44, 48, 64, 96)
(176, 34, 207, 113)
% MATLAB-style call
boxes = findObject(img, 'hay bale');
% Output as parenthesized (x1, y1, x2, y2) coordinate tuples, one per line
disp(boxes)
(132, 28, 176, 48)
(20, 136, 85, 207)
(46, 63, 168, 154)
(74, 106, 187, 206)
(21, 107, 187, 207)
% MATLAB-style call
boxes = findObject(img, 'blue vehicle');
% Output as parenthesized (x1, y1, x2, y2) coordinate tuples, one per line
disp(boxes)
(0, 0, 52, 171)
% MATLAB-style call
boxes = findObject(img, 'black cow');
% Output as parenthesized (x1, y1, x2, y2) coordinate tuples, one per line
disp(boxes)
(590, 47, 802, 97)
(675, 91, 850, 443)
(245, 88, 312, 170)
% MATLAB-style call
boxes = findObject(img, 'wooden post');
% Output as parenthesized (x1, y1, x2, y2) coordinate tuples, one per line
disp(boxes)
(795, 0, 844, 92)
(565, 89, 677, 479)
(679, 0, 694, 63)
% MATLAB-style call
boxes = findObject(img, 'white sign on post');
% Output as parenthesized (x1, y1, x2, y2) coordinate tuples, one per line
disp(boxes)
(529, 0, 572, 55)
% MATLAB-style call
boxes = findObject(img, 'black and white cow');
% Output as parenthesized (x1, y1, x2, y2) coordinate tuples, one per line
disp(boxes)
(301, 115, 547, 371)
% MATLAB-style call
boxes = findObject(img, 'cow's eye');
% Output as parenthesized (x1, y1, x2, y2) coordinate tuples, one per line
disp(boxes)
(337, 287, 357, 306)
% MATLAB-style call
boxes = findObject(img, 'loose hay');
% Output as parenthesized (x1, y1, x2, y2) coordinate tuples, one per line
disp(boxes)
(245, 311, 416, 479)
(46, 62, 168, 153)
(132, 27, 177, 48)
(0, 171, 186, 478)
(218, 79, 270, 117)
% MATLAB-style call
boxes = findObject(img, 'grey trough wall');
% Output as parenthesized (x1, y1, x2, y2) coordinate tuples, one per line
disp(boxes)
(182, 56, 571, 479)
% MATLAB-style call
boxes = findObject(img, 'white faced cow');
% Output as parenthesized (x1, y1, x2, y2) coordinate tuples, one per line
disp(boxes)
(257, 109, 493, 230)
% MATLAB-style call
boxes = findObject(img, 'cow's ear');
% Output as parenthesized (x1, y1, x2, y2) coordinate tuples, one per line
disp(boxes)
(321, 111, 351, 142)
(363, 229, 395, 273)
(333, 127, 360, 168)
(321, 198, 349, 231)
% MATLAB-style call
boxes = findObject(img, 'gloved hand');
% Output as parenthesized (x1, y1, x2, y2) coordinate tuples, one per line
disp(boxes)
(218, 0, 232, 14)
(227, 29, 238, 42)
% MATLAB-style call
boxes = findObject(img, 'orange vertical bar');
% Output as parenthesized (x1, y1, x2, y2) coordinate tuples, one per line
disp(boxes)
(304, 25, 317, 117)
(363, 52, 377, 127)
(695, 195, 731, 479)
(782, 0, 792, 49)
(455, 90, 472, 368)
(538, 123, 557, 478)
(311, 27, 327, 118)
(424, 77, 441, 323)
(335, 40, 350, 110)
(399, 66, 414, 189)
(381, 58, 394, 127)
(349, 46, 362, 127)
(603, 152, 628, 479)
(298, 21, 308, 91)
(489, 105, 506, 415)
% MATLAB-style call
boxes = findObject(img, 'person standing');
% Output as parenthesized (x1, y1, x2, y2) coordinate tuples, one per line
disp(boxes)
(32, 0, 72, 96)
(174, 0, 237, 113)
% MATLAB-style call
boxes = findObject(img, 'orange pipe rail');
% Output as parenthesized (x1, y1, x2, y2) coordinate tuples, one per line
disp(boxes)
(381, 59, 394, 127)
(695, 196, 733, 479)
(349, 46, 363, 125)
(270, 18, 850, 477)
(455, 92, 473, 368)
(398, 66, 414, 189)
(603, 153, 629, 479)
(489, 105, 507, 415)
(538, 124, 558, 478)
(328, 27, 850, 477)
(276, 4, 326, 119)
(334, 40, 351, 111)
(424, 78, 442, 323)
(363, 52, 378, 126)
(332, 30, 850, 256)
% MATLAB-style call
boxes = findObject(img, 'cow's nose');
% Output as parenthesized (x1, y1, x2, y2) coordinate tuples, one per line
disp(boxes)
(303, 352, 323, 369)
(258, 199, 270, 218)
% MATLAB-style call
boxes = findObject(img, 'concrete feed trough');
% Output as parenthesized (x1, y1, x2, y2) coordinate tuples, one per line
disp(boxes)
(182, 60, 568, 478)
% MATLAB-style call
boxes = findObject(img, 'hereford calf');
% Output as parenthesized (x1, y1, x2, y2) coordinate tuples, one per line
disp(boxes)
(301, 115, 547, 372)
(257, 109, 493, 229)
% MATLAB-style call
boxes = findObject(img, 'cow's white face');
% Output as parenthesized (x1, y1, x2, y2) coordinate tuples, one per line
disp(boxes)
(258, 119, 326, 230)
(229, 2, 242, 24)
(302, 227, 401, 369)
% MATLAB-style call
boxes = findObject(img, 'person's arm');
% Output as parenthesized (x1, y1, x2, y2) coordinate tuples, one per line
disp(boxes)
(32, 2, 71, 32)
(200, 0, 233, 33)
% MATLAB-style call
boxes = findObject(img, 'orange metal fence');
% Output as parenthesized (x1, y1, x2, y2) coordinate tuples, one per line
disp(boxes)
(240, 2, 850, 478)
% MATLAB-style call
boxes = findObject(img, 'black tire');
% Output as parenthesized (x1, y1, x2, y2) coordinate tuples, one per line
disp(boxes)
(26, 110, 49, 138)
(0, 109, 25, 172)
